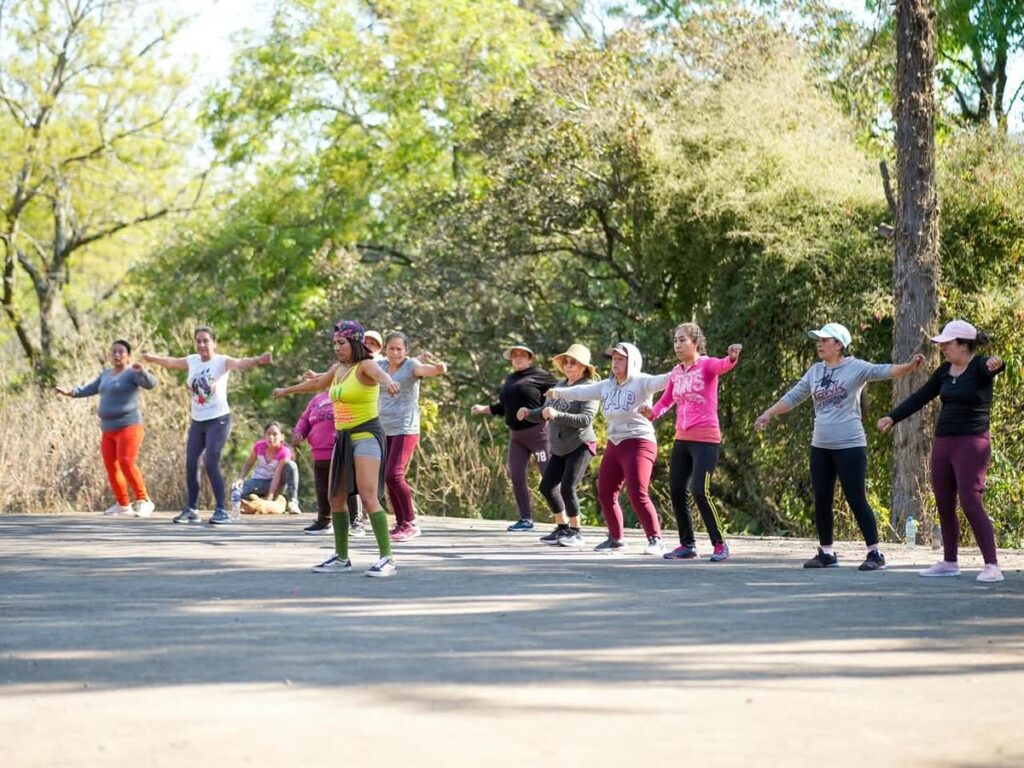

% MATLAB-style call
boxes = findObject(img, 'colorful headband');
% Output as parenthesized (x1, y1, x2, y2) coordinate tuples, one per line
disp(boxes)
(333, 319, 365, 343)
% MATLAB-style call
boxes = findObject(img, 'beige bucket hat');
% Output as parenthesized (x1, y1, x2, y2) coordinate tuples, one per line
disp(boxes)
(553, 343, 596, 379)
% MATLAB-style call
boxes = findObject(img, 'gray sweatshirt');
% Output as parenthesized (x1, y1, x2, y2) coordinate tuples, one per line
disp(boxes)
(551, 344, 670, 445)
(525, 376, 599, 455)
(781, 357, 894, 449)
(73, 367, 158, 432)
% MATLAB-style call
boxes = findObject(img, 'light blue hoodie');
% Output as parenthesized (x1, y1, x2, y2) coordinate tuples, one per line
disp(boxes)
(550, 342, 670, 445)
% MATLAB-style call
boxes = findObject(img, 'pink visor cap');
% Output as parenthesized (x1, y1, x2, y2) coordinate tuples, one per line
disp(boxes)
(930, 320, 977, 343)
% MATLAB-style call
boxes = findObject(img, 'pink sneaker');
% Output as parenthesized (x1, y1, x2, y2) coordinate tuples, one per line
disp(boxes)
(976, 564, 1004, 583)
(389, 524, 403, 537)
(919, 561, 961, 578)
(403, 522, 422, 540)
(391, 523, 417, 542)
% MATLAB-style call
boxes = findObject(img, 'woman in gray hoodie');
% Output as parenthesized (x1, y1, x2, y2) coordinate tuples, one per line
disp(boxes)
(547, 342, 670, 554)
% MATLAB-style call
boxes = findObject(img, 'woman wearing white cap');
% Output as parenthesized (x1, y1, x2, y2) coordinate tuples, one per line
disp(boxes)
(754, 323, 924, 571)
(471, 344, 558, 531)
(517, 344, 600, 548)
(546, 342, 671, 554)
(877, 320, 1006, 583)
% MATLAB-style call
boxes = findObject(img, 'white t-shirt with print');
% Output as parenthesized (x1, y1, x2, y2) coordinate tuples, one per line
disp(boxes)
(186, 354, 230, 421)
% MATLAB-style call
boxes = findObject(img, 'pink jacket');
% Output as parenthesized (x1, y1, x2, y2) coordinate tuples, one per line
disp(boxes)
(650, 355, 737, 443)
(291, 392, 336, 461)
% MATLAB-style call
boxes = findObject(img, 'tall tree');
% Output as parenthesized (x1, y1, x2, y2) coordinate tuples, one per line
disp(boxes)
(0, 0, 199, 382)
(891, 0, 940, 537)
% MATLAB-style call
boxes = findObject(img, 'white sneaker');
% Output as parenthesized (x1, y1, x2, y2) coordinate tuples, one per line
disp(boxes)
(976, 564, 1005, 583)
(919, 561, 961, 577)
(286, 499, 302, 515)
(365, 557, 397, 578)
(133, 499, 155, 518)
(103, 503, 133, 516)
(311, 555, 352, 573)
(643, 536, 665, 556)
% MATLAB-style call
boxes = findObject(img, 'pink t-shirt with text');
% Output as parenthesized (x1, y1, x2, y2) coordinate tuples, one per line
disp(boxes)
(650, 355, 737, 443)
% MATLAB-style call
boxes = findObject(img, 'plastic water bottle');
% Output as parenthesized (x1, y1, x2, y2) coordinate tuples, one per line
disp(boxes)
(905, 515, 918, 549)
(931, 523, 942, 551)
(230, 484, 242, 518)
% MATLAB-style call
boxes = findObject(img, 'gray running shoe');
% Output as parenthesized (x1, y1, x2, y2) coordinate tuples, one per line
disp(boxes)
(173, 508, 200, 525)
(593, 537, 627, 554)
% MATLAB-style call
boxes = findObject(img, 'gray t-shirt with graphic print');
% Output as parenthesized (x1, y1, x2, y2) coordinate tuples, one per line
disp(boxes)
(781, 357, 894, 449)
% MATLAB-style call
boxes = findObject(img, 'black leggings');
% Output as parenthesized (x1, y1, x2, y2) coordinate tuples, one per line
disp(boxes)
(186, 415, 231, 510)
(538, 443, 594, 521)
(810, 446, 879, 547)
(313, 459, 362, 527)
(670, 440, 725, 546)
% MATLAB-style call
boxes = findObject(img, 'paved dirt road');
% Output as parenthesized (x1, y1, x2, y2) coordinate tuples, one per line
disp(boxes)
(1, 513, 1021, 767)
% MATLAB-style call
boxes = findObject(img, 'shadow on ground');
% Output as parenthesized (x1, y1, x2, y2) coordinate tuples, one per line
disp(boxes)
(1, 515, 1021, 699)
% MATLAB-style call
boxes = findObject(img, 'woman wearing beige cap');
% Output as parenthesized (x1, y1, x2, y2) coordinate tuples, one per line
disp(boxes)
(517, 344, 600, 547)
(878, 320, 1006, 583)
(471, 344, 557, 531)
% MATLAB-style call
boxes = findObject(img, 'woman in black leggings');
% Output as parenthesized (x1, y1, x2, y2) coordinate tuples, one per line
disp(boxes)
(755, 323, 922, 570)
(517, 344, 599, 548)
(644, 323, 742, 562)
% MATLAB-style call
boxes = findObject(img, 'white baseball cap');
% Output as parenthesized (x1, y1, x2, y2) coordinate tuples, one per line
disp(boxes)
(808, 322, 852, 349)
(930, 320, 977, 343)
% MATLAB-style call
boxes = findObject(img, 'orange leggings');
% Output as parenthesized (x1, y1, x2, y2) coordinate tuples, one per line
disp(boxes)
(101, 424, 149, 506)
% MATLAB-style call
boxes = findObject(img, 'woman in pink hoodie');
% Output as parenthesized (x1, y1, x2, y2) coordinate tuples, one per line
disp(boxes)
(291, 392, 362, 536)
(645, 323, 742, 562)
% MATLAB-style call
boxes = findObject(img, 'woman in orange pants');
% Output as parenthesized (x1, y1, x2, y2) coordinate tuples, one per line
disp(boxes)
(57, 340, 158, 516)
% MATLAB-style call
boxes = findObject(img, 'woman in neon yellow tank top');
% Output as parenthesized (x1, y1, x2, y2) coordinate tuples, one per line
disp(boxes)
(273, 320, 401, 577)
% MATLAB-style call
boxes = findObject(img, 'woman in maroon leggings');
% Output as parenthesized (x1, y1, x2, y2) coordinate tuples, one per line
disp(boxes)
(471, 344, 557, 531)
(878, 320, 1006, 583)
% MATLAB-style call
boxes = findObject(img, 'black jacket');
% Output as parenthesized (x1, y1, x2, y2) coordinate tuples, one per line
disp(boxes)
(489, 366, 559, 431)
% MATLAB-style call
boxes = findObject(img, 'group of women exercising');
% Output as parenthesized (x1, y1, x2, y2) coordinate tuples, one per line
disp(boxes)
(58, 317, 1007, 582)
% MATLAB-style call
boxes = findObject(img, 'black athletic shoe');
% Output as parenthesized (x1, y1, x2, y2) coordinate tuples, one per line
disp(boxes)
(803, 548, 839, 568)
(304, 520, 333, 535)
(858, 550, 886, 571)
(539, 526, 569, 545)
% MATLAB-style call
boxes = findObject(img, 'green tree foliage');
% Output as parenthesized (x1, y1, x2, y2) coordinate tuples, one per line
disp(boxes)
(933, 0, 1024, 128)
(202, 0, 556, 245)
(0, 0, 200, 383)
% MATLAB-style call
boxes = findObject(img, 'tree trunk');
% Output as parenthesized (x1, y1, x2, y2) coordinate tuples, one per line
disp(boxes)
(892, 0, 940, 541)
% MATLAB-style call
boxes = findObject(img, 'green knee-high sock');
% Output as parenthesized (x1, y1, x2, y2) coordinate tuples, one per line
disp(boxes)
(331, 509, 350, 560)
(369, 509, 393, 559)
